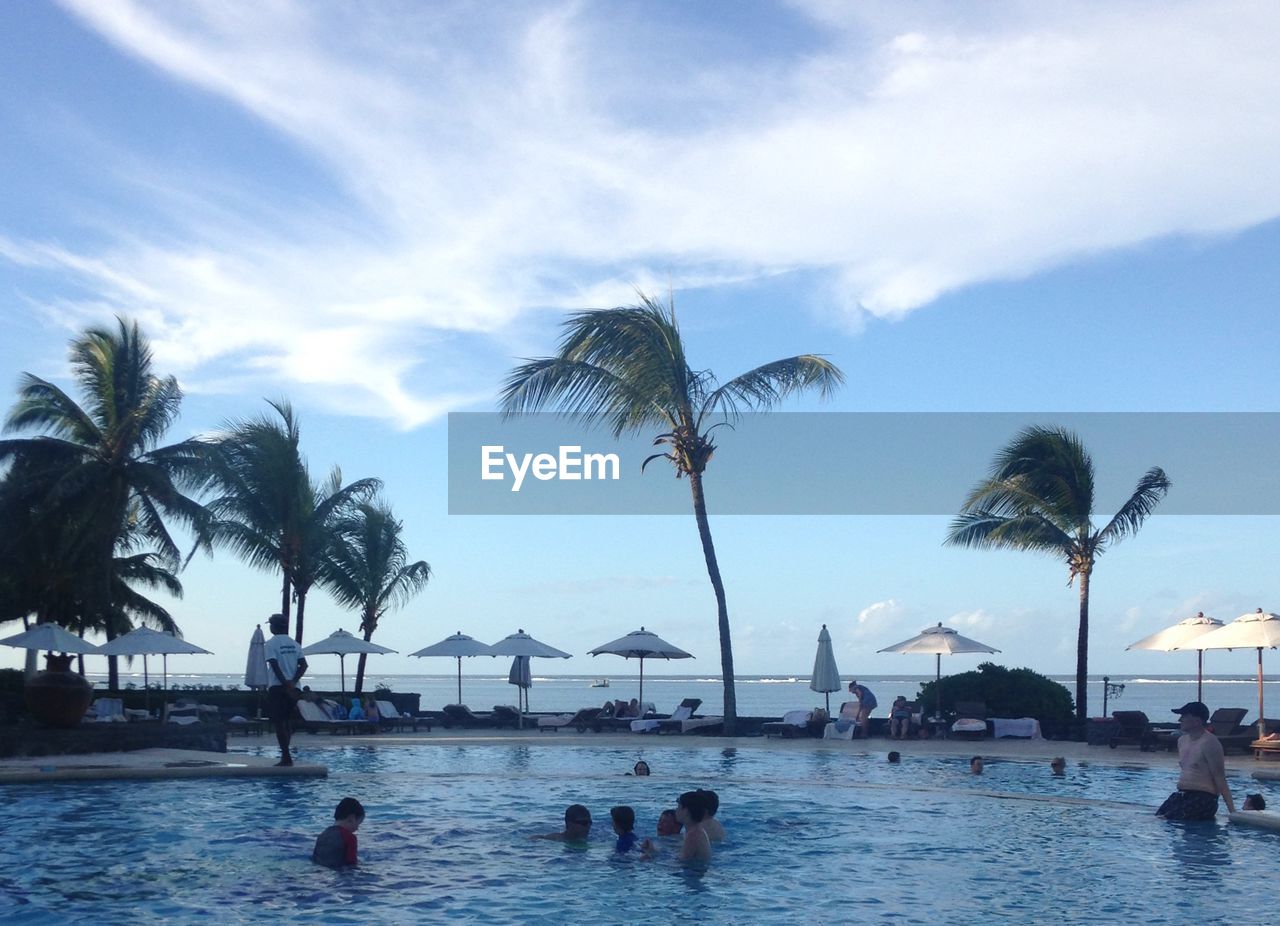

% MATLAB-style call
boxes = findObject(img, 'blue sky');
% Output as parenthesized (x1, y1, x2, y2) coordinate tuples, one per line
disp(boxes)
(2, 1, 1279, 680)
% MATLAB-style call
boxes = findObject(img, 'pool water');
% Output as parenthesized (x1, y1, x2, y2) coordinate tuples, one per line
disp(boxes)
(4, 744, 1277, 925)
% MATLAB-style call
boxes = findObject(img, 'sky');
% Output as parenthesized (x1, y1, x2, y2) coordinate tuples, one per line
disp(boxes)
(2, 1, 1279, 683)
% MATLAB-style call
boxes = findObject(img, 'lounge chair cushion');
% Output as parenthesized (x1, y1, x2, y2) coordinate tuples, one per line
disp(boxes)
(781, 709, 811, 726)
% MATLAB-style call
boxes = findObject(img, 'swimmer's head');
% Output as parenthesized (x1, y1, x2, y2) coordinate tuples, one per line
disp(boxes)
(697, 789, 719, 818)
(677, 791, 708, 824)
(610, 806, 635, 834)
(334, 797, 365, 830)
(887, 751, 901, 763)
(1050, 757, 1066, 775)
(970, 756, 984, 774)
(633, 760, 650, 776)
(657, 809, 682, 836)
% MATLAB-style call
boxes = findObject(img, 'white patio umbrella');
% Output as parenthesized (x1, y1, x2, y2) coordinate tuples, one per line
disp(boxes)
(878, 623, 1000, 720)
(409, 631, 493, 705)
(1176, 608, 1280, 739)
(244, 625, 270, 690)
(301, 629, 397, 696)
(1126, 611, 1224, 702)
(0, 624, 102, 656)
(810, 624, 842, 713)
(97, 626, 212, 691)
(508, 655, 533, 714)
(489, 629, 571, 728)
(588, 626, 692, 708)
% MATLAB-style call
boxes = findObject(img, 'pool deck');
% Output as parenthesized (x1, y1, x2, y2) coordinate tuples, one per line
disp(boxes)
(4, 728, 1276, 784)
(0, 747, 326, 784)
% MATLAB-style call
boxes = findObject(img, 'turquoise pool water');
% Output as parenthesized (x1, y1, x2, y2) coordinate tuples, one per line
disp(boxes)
(4, 744, 1277, 925)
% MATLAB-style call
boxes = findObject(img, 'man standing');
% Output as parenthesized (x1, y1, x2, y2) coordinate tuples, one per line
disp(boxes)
(848, 680, 877, 738)
(1156, 701, 1235, 820)
(264, 613, 307, 767)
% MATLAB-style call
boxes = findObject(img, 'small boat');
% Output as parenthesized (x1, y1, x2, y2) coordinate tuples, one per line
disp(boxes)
(591, 678, 610, 688)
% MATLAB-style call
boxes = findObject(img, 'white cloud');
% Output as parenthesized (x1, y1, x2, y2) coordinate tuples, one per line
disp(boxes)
(7, 0, 1278, 424)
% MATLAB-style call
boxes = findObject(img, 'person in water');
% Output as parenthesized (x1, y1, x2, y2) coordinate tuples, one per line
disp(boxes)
(1050, 757, 1066, 776)
(676, 791, 712, 864)
(698, 789, 724, 842)
(1156, 701, 1235, 820)
(970, 756, 984, 775)
(312, 798, 364, 869)
(611, 806, 637, 853)
(631, 760, 651, 776)
(532, 804, 593, 843)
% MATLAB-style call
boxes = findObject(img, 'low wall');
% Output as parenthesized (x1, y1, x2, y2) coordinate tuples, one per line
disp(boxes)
(0, 722, 228, 759)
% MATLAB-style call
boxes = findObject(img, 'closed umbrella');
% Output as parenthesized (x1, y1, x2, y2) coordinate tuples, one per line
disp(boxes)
(588, 627, 692, 709)
(810, 624, 842, 714)
(97, 627, 213, 711)
(878, 623, 1000, 721)
(1126, 612, 1224, 702)
(244, 625, 269, 717)
(489, 629, 571, 728)
(1177, 608, 1280, 739)
(508, 655, 533, 714)
(301, 629, 397, 696)
(409, 631, 493, 705)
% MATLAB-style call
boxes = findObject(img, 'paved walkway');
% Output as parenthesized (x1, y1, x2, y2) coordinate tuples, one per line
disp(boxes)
(0, 747, 326, 784)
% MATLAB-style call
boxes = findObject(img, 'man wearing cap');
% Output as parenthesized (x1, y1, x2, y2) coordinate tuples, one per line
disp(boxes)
(1155, 701, 1235, 820)
(264, 613, 307, 767)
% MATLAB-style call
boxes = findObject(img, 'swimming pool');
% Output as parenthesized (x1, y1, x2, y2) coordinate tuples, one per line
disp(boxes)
(4, 743, 1277, 925)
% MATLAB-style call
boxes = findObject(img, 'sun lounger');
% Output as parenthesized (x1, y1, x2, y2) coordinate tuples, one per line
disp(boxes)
(537, 707, 602, 732)
(950, 701, 989, 739)
(491, 705, 537, 729)
(1160, 708, 1250, 752)
(441, 704, 493, 728)
(376, 700, 428, 732)
(823, 701, 861, 740)
(1108, 710, 1159, 751)
(762, 710, 814, 738)
(296, 699, 370, 734)
(164, 700, 218, 725)
(656, 699, 719, 734)
(596, 702, 657, 732)
(84, 698, 126, 723)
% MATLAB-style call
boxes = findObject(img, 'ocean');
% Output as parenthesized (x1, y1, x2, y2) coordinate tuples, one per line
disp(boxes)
(82, 671, 1277, 721)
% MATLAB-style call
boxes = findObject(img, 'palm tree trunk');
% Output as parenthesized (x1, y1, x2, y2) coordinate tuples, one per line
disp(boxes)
(1076, 568, 1090, 724)
(688, 470, 737, 735)
(293, 586, 307, 645)
(354, 620, 377, 694)
(279, 572, 291, 622)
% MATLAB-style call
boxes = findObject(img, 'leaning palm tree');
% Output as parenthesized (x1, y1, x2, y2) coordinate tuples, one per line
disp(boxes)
(500, 293, 844, 733)
(0, 319, 209, 687)
(945, 425, 1170, 722)
(321, 501, 431, 694)
(203, 400, 378, 644)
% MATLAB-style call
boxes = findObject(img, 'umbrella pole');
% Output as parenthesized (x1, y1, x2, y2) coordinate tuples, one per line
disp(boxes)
(935, 654, 941, 723)
(1258, 648, 1266, 740)
(1197, 650, 1203, 703)
(825, 691, 831, 714)
(639, 657, 645, 711)
(144, 655, 150, 713)
(456, 656, 462, 706)
(163, 654, 169, 695)
(340, 655, 346, 697)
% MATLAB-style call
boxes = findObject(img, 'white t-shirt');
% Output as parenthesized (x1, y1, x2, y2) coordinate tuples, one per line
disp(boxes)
(264, 633, 303, 686)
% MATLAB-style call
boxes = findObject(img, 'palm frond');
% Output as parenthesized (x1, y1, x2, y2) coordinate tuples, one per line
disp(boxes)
(945, 510, 1073, 552)
(701, 355, 844, 423)
(1097, 467, 1171, 546)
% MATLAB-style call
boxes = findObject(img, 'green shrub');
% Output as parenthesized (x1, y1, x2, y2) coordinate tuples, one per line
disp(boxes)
(917, 662, 1074, 723)
(0, 668, 24, 693)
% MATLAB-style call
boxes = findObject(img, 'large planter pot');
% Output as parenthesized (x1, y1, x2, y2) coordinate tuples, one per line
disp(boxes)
(23, 655, 93, 728)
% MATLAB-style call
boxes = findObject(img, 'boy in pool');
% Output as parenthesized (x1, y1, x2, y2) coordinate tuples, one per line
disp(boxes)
(312, 797, 364, 869)
(1243, 793, 1266, 810)
(532, 804, 593, 843)
(1050, 757, 1066, 776)
(887, 751, 901, 764)
(970, 756, 984, 775)
(698, 789, 724, 842)
(611, 806, 637, 853)
(676, 791, 712, 864)
(640, 808, 682, 854)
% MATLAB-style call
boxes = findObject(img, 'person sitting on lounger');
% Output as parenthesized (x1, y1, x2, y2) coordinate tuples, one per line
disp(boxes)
(676, 791, 712, 864)
(1156, 701, 1236, 820)
(312, 797, 364, 869)
(888, 696, 912, 740)
(348, 699, 366, 721)
(533, 804, 593, 843)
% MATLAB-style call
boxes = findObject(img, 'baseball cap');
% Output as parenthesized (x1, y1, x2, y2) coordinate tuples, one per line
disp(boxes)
(1172, 701, 1210, 721)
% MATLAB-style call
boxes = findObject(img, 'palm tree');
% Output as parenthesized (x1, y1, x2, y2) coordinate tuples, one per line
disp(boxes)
(945, 426, 1170, 722)
(204, 400, 378, 644)
(500, 293, 844, 733)
(321, 501, 431, 694)
(0, 319, 209, 687)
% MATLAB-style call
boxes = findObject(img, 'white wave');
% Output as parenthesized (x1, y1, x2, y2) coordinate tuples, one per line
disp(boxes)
(1128, 678, 1260, 685)
(744, 677, 800, 684)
